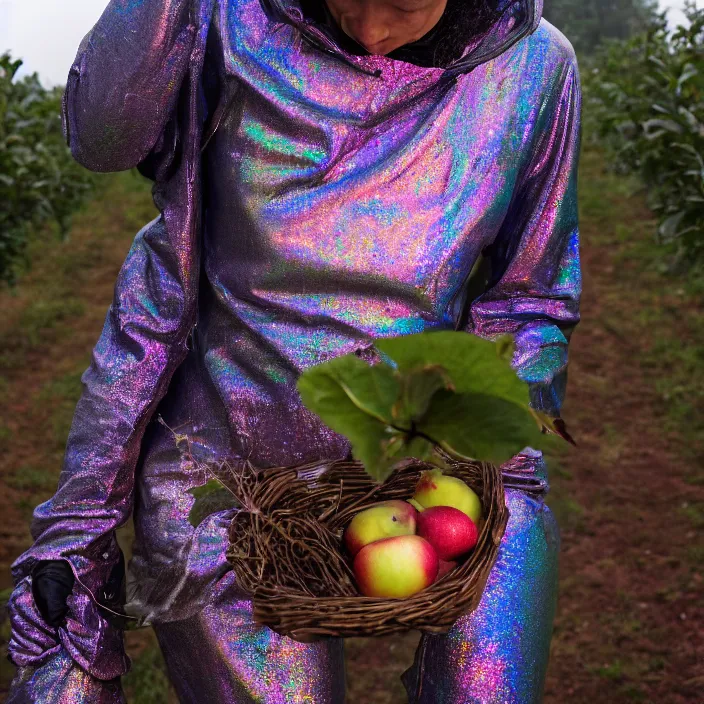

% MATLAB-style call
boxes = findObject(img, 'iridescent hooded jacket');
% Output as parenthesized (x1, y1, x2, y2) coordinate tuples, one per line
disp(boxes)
(8, 0, 581, 680)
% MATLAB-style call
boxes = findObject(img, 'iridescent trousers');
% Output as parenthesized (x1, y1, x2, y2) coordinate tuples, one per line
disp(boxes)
(8, 472, 559, 704)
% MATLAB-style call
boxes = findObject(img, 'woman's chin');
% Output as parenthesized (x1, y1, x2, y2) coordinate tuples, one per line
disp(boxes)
(352, 39, 400, 56)
(364, 45, 396, 56)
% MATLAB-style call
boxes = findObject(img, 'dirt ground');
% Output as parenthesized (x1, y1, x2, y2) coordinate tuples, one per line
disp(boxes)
(1, 148, 702, 702)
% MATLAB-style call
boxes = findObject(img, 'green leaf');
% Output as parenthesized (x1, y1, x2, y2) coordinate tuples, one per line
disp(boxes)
(376, 331, 529, 407)
(417, 390, 544, 466)
(529, 409, 577, 446)
(392, 364, 454, 426)
(401, 434, 437, 464)
(297, 363, 399, 482)
(642, 118, 683, 139)
(298, 333, 550, 480)
(381, 429, 436, 466)
(188, 479, 239, 529)
(494, 334, 516, 361)
(658, 210, 687, 241)
(301, 353, 400, 424)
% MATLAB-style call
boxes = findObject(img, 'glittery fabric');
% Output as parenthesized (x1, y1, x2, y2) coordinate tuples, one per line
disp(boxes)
(7, 649, 125, 704)
(154, 572, 346, 703)
(7, 0, 581, 700)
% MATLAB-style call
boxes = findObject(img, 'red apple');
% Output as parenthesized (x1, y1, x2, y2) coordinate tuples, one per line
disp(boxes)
(344, 500, 417, 556)
(416, 505, 478, 560)
(353, 535, 439, 598)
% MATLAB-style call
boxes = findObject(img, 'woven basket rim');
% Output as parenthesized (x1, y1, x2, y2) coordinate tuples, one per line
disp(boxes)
(221, 454, 509, 640)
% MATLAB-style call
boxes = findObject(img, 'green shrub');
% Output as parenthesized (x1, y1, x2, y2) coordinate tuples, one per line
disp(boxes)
(0, 54, 94, 285)
(584, 3, 704, 270)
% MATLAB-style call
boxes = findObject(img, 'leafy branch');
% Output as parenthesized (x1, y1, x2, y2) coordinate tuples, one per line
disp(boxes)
(297, 331, 560, 483)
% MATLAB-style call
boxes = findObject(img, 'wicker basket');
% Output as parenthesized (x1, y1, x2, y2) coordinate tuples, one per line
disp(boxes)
(220, 452, 509, 642)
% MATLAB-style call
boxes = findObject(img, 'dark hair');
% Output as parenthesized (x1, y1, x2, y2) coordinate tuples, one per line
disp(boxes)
(433, 0, 505, 66)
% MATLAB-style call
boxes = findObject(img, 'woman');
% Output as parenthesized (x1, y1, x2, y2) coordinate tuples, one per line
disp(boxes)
(7, 0, 581, 701)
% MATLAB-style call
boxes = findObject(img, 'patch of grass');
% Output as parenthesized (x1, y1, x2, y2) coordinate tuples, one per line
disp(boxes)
(19, 298, 86, 347)
(0, 170, 156, 381)
(578, 145, 704, 483)
(0, 587, 14, 606)
(596, 660, 624, 681)
(54, 245, 107, 281)
(6, 466, 57, 493)
(620, 683, 647, 701)
(598, 422, 627, 464)
(0, 606, 14, 697)
(686, 543, 704, 566)
(654, 585, 683, 604)
(549, 459, 573, 481)
(123, 639, 172, 704)
(679, 501, 704, 530)
(0, 424, 10, 451)
(34, 366, 87, 448)
(684, 471, 704, 486)
(620, 618, 643, 635)
(15, 496, 39, 518)
(546, 490, 588, 534)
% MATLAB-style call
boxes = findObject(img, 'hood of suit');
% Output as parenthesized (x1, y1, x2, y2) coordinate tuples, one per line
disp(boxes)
(258, 0, 544, 76)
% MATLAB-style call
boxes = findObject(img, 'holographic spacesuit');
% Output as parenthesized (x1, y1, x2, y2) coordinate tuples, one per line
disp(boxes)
(7, 0, 581, 701)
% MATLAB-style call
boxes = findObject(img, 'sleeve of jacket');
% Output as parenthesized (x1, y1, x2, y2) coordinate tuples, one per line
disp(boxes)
(62, 0, 199, 172)
(468, 56, 582, 426)
(7, 0, 216, 687)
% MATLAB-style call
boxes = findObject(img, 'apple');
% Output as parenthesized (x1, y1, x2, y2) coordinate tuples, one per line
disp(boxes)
(412, 469, 482, 523)
(344, 500, 417, 556)
(416, 505, 478, 560)
(353, 535, 439, 598)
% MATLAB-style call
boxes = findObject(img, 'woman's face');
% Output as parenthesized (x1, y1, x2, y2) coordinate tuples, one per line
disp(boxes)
(323, 0, 449, 55)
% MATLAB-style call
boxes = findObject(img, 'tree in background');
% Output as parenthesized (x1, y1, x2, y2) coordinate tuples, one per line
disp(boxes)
(0, 54, 94, 286)
(543, 0, 661, 55)
(585, 2, 704, 270)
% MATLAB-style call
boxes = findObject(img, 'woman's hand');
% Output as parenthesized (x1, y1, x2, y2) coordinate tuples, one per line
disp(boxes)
(31, 560, 75, 628)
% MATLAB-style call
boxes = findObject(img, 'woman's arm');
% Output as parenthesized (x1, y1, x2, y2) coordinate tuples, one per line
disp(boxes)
(62, 0, 197, 172)
(469, 55, 582, 425)
(7, 213, 202, 681)
(8, 0, 216, 688)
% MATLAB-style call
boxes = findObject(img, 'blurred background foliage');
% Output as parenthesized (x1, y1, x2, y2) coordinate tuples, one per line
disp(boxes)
(0, 53, 95, 286)
(583, 3, 704, 271)
(543, 0, 661, 55)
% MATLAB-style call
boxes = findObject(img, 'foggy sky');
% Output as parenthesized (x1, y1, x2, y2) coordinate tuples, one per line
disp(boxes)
(0, 0, 696, 87)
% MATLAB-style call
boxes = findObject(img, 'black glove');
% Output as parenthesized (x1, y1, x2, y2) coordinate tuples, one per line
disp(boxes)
(31, 560, 75, 627)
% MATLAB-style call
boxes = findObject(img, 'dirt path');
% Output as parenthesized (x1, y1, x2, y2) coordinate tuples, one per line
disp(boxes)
(1, 151, 702, 702)
(539, 154, 704, 702)
(0, 175, 157, 581)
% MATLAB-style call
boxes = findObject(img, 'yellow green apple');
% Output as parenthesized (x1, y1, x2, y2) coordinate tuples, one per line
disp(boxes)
(344, 500, 418, 556)
(412, 469, 482, 523)
(353, 535, 439, 598)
